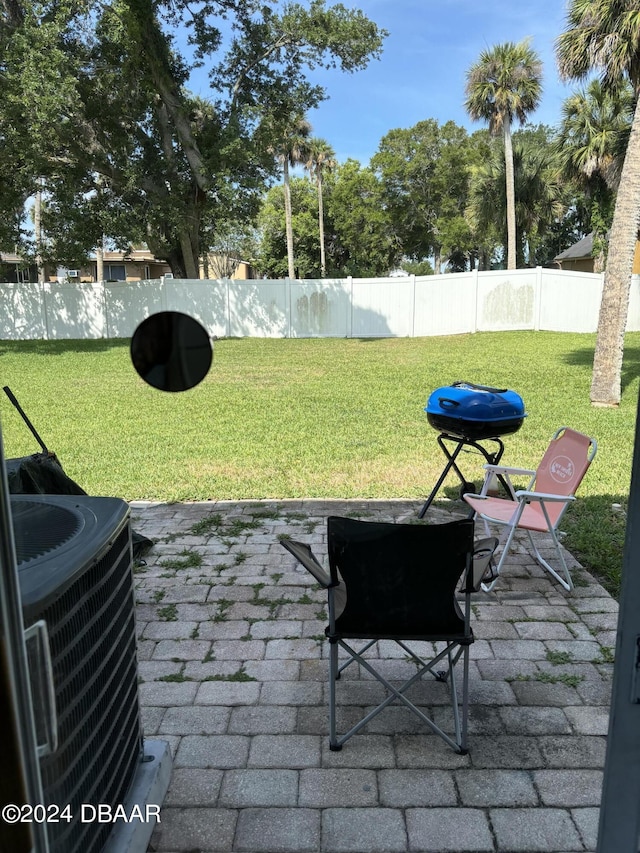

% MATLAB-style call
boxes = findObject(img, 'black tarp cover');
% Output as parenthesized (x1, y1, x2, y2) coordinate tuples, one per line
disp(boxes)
(6, 453, 152, 560)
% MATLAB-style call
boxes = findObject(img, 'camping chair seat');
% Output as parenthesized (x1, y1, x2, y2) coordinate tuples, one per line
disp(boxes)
(471, 496, 566, 532)
(282, 516, 496, 755)
(464, 426, 597, 592)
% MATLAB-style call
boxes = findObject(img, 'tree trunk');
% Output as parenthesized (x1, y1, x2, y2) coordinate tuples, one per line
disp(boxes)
(503, 117, 517, 270)
(34, 186, 44, 284)
(283, 161, 296, 279)
(318, 175, 326, 277)
(590, 101, 640, 407)
(179, 231, 199, 279)
(96, 242, 104, 282)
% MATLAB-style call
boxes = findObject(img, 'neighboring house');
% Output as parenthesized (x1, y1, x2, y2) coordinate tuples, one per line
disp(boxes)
(0, 247, 257, 282)
(0, 253, 36, 283)
(90, 248, 172, 282)
(200, 253, 258, 280)
(554, 232, 640, 274)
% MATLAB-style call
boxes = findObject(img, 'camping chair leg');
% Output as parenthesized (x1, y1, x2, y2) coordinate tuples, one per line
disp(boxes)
(394, 639, 442, 677)
(329, 639, 341, 751)
(428, 645, 469, 754)
(526, 530, 573, 592)
(448, 647, 462, 747)
(481, 520, 520, 592)
(330, 639, 468, 754)
(337, 639, 377, 679)
(460, 644, 470, 754)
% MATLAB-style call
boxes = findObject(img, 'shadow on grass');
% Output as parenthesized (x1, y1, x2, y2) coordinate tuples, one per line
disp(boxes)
(0, 339, 131, 356)
(563, 345, 640, 393)
(563, 494, 627, 599)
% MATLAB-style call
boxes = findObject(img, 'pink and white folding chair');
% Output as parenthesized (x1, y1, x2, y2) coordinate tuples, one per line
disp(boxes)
(463, 427, 597, 592)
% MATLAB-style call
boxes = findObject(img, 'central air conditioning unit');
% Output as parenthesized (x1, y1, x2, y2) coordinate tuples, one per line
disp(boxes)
(11, 493, 172, 853)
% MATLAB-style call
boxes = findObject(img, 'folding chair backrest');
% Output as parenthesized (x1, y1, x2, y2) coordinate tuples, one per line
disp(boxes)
(535, 427, 596, 495)
(532, 427, 596, 526)
(327, 516, 475, 639)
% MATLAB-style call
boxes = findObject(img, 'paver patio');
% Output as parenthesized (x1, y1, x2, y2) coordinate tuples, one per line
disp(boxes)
(135, 499, 616, 853)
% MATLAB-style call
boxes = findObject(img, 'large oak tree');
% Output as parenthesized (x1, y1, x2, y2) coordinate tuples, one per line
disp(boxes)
(0, 0, 385, 277)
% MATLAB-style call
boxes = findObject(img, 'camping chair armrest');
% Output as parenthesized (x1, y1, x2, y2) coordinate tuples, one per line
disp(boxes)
(482, 464, 536, 478)
(515, 490, 576, 503)
(281, 538, 333, 588)
(470, 536, 499, 591)
(480, 464, 536, 497)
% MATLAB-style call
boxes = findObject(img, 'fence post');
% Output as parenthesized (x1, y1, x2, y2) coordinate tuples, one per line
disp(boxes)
(100, 281, 109, 339)
(473, 266, 480, 333)
(40, 281, 50, 340)
(534, 266, 543, 331)
(286, 278, 292, 338)
(348, 276, 353, 338)
(160, 276, 168, 312)
(411, 275, 416, 338)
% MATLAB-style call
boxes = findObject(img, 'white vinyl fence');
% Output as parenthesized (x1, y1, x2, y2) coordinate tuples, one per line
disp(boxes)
(3, 267, 640, 341)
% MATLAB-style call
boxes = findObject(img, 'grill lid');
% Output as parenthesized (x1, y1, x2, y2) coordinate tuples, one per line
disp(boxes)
(425, 381, 525, 423)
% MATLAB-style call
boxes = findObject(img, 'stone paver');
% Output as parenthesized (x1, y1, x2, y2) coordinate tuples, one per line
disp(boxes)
(136, 499, 615, 853)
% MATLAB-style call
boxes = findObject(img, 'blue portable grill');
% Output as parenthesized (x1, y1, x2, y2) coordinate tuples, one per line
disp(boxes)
(419, 382, 526, 517)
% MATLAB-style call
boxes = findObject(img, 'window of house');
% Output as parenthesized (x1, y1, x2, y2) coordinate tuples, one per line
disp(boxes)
(106, 265, 126, 281)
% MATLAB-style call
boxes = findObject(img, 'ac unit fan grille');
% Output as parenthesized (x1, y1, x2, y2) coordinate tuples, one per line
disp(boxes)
(28, 523, 143, 853)
(12, 501, 83, 564)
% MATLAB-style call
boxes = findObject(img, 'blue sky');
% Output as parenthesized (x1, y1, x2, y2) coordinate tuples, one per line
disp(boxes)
(299, 0, 577, 165)
(183, 1, 581, 167)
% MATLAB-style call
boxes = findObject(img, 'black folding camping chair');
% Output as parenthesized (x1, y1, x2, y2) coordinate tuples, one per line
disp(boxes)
(282, 516, 496, 755)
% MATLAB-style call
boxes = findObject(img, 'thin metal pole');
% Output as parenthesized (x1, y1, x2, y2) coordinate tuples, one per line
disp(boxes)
(597, 388, 640, 852)
(0, 419, 49, 852)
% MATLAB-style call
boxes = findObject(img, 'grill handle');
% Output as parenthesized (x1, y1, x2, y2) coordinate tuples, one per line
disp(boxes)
(438, 398, 460, 409)
(452, 381, 508, 394)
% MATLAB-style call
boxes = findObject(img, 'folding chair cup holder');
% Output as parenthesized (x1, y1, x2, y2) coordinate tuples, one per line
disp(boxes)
(463, 426, 597, 592)
(282, 517, 497, 755)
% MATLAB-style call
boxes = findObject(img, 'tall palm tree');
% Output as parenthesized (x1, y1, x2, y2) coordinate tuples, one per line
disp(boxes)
(465, 40, 543, 270)
(467, 133, 564, 267)
(304, 137, 337, 277)
(556, 78, 633, 270)
(557, 0, 640, 407)
(271, 114, 312, 279)
(558, 79, 633, 189)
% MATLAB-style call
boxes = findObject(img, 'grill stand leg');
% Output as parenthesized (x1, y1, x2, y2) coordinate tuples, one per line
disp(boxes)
(419, 434, 505, 519)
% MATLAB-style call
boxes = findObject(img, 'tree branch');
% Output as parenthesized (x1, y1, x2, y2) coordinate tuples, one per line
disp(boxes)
(231, 33, 299, 105)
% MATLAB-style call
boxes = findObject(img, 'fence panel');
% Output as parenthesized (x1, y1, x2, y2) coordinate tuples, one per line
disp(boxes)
(43, 281, 105, 339)
(0, 282, 46, 339)
(351, 277, 414, 337)
(538, 269, 603, 332)
(104, 280, 164, 338)
(414, 273, 476, 336)
(289, 279, 350, 337)
(626, 277, 640, 332)
(165, 278, 229, 338)
(6, 268, 640, 341)
(476, 269, 537, 331)
(228, 281, 288, 337)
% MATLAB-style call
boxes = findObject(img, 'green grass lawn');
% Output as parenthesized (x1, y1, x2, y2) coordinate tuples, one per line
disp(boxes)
(1, 331, 638, 596)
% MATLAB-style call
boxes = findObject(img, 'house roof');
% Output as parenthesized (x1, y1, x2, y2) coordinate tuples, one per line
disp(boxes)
(554, 232, 594, 262)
